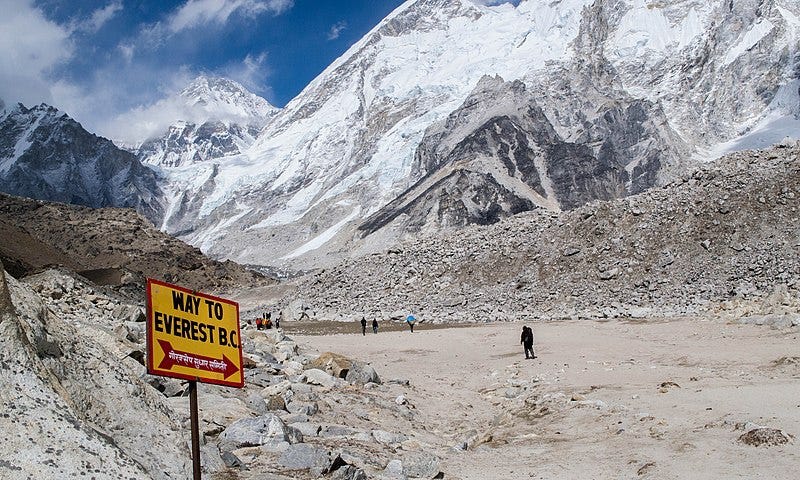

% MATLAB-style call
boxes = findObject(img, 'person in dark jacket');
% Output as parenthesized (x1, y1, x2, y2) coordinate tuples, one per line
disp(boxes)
(372, 318, 379, 334)
(360, 317, 367, 336)
(520, 326, 535, 359)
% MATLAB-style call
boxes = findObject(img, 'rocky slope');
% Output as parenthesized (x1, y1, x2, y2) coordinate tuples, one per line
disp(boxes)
(0, 264, 446, 479)
(0, 193, 266, 295)
(0, 103, 164, 223)
(275, 143, 800, 322)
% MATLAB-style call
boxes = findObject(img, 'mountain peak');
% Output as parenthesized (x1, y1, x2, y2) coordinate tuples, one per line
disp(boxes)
(179, 75, 279, 121)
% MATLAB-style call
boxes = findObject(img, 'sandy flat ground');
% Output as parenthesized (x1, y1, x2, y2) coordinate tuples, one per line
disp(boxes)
(291, 318, 800, 479)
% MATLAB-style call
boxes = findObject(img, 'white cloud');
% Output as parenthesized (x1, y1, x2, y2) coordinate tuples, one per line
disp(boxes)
(96, 54, 275, 144)
(77, 1, 123, 34)
(223, 52, 272, 95)
(118, 43, 135, 64)
(0, 0, 73, 106)
(167, 0, 294, 33)
(327, 21, 347, 41)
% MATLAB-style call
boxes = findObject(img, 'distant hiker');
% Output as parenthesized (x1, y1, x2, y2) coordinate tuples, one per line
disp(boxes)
(406, 314, 416, 333)
(361, 317, 367, 336)
(372, 318, 379, 334)
(275, 311, 281, 329)
(520, 326, 535, 359)
(256, 317, 263, 330)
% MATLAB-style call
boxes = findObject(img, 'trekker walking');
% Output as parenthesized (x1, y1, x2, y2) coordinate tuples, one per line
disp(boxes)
(372, 318, 379, 334)
(275, 311, 281, 329)
(406, 314, 416, 333)
(361, 317, 367, 336)
(520, 326, 535, 359)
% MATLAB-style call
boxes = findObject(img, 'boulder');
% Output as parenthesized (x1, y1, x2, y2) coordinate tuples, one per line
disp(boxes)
(332, 465, 368, 480)
(286, 400, 319, 416)
(383, 459, 406, 479)
(346, 362, 381, 385)
(307, 352, 354, 378)
(245, 393, 268, 414)
(290, 422, 321, 438)
(372, 430, 408, 445)
(278, 443, 334, 475)
(320, 425, 357, 438)
(304, 368, 337, 388)
(403, 451, 441, 479)
(217, 414, 289, 452)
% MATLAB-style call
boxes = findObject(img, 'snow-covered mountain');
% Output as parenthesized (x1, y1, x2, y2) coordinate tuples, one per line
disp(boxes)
(154, 0, 798, 270)
(134, 76, 278, 168)
(0, 103, 163, 222)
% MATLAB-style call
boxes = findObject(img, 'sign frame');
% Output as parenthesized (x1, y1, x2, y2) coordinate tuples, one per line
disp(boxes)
(145, 278, 244, 389)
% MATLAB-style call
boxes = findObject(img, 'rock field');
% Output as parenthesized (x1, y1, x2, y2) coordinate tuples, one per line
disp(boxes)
(0, 263, 448, 479)
(273, 143, 800, 325)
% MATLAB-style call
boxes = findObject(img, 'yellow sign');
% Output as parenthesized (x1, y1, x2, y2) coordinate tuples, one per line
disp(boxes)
(146, 279, 244, 388)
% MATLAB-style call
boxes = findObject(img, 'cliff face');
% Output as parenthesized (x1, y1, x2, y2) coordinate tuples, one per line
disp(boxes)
(359, 72, 688, 236)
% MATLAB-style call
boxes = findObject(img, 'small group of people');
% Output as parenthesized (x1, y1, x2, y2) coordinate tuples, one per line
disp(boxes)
(358, 314, 417, 335)
(256, 311, 280, 330)
(360, 317, 379, 335)
(520, 325, 536, 359)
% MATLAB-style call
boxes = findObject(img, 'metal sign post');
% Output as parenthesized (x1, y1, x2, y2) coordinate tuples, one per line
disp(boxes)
(145, 279, 244, 478)
(189, 380, 201, 480)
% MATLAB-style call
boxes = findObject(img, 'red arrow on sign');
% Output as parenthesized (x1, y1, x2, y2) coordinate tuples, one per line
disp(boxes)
(157, 340, 239, 380)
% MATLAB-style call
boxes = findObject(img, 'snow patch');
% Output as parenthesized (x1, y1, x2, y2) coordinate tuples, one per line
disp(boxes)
(699, 79, 800, 160)
(282, 206, 362, 259)
(723, 19, 775, 66)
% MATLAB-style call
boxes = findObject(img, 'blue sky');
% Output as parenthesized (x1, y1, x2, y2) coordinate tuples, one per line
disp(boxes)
(0, 0, 517, 140)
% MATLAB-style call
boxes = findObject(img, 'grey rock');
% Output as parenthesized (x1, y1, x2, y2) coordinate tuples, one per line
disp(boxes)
(245, 393, 268, 414)
(332, 465, 368, 480)
(200, 445, 227, 474)
(289, 422, 321, 438)
(346, 362, 381, 385)
(304, 368, 337, 387)
(599, 268, 619, 280)
(320, 425, 358, 438)
(278, 443, 333, 474)
(383, 459, 406, 480)
(286, 425, 304, 444)
(220, 451, 247, 470)
(403, 451, 441, 479)
(286, 400, 318, 416)
(218, 414, 289, 452)
(372, 429, 408, 445)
